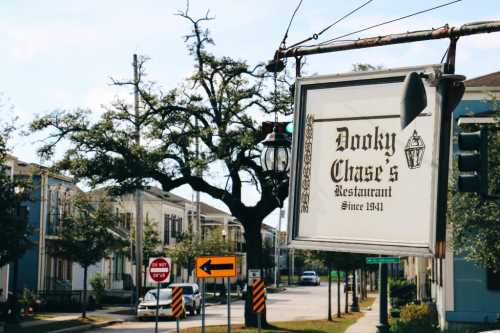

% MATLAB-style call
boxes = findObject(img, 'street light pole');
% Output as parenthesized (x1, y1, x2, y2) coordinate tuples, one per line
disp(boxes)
(274, 209, 283, 287)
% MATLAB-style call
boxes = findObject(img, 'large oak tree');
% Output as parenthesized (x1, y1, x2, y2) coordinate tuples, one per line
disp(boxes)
(31, 8, 291, 326)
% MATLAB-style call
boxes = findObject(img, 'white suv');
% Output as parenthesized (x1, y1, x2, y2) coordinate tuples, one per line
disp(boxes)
(300, 271, 321, 286)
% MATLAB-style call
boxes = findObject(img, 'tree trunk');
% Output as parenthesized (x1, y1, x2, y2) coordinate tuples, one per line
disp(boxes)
(82, 266, 88, 318)
(350, 269, 359, 312)
(336, 270, 341, 318)
(328, 264, 332, 321)
(243, 220, 265, 327)
(344, 271, 349, 314)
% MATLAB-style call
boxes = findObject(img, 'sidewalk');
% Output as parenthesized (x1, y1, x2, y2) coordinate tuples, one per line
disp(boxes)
(345, 295, 380, 333)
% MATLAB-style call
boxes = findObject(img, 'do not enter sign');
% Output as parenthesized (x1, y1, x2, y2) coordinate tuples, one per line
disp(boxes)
(148, 257, 171, 283)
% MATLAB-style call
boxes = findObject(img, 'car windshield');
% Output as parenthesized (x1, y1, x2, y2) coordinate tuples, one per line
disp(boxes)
(303, 272, 316, 276)
(144, 289, 172, 302)
(181, 286, 194, 294)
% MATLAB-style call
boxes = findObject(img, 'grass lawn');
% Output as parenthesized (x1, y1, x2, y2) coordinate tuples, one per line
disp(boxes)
(179, 313, 363, 333)
(6, 315, 113, 333)
(359, 296, 375, 309)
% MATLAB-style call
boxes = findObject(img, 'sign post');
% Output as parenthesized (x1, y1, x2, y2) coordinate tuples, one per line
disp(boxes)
(148, 257, 171, 333)
(227, 277, 231, 333)
(252, 278, 266, 333)
(200, 279, 205, 333)
(196, 256, 237, 333)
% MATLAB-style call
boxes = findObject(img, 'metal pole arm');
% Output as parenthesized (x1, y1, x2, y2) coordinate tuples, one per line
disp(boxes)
(277, 21, 500, 59)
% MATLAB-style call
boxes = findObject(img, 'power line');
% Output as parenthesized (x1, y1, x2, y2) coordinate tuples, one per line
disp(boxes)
(280, 0, 304, 48)
(318, 0, 462, 46)
(286, 0, 375, 49)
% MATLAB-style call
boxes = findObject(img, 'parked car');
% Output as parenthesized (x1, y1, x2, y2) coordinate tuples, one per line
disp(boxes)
(137, 288, 185, 320)
(170, 283, 201, 316)
(299, 271, 321, 286)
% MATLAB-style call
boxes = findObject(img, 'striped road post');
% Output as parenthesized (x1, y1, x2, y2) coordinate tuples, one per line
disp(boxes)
(172, 286, 184, 333)
(252, 278, 266, 333)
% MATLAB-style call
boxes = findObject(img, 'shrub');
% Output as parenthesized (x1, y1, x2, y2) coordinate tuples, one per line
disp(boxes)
(89, 273, 106, 305)
(391, 303, 438, 333)
(389, 279, 416, 308)
(19, 288, 36, 314)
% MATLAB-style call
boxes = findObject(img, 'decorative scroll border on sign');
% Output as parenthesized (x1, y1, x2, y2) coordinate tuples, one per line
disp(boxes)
(300, 114, 314, 213)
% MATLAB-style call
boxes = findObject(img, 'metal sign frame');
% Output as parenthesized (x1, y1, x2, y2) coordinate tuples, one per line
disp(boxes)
(287, 65, 446, 257)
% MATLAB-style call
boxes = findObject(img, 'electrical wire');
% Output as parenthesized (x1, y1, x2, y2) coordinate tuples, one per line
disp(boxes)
(286, 0, 375, 49)
(317, 0, 462, 46)
(280, 0, 304, 48)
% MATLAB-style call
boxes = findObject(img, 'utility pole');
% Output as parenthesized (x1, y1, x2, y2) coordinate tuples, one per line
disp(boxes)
(195, 118, 201, 239)
(133, 54, 144, 303)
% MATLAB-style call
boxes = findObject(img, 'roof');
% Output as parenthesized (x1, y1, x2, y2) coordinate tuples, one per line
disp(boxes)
(145, 186, 186, 205)
(199, 202, 229, 216)
(465, 71, 500, 88)
(5, 155, 74, 183)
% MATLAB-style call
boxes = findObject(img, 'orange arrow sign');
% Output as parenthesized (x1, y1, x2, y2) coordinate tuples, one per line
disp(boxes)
(196, 256, 237, 278)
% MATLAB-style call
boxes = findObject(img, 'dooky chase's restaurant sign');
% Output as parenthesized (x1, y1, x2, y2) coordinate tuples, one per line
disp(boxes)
(288, 65, 445, 256)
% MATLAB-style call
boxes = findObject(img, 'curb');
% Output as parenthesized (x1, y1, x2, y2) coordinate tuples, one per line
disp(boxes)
(47, 319, 124, 333)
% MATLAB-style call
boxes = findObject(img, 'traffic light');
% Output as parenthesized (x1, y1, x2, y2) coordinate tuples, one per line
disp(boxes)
(457, 129, 488, 194)
(261, 121, 293, 138)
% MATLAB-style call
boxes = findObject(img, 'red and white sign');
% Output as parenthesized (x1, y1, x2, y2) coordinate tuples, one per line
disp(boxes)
(148, 257, 171, 283)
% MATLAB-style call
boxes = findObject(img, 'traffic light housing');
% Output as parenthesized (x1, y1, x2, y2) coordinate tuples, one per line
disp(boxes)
(261, 121, 293, 139)
(457, 129, 488, 194)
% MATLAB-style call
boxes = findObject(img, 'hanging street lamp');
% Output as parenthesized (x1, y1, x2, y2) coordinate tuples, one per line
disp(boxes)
(260, 127, 292, 177)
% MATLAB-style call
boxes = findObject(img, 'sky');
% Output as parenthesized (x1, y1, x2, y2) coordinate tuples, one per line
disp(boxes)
(1, 0, 500, 229)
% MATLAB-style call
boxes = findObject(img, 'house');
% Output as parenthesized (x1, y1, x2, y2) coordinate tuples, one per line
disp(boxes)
(4, 155, 80, 294)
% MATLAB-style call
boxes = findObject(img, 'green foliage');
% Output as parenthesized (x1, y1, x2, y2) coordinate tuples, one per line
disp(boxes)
(128, 217, 162, 266)
(89, 273, 106, 305)
(48, 193, 127, 268)
(0, 121, 33, 267)
(19, 288, 36, 313)
(389, 279, 416, 308)
(391, 304, 438, 333)
(306, 251, 367, 271)
(448, 97, 500, 271)
(166, 227, 230, 276)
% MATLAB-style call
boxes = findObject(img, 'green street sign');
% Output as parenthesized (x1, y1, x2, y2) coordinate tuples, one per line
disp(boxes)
(366, 257, 401, 264)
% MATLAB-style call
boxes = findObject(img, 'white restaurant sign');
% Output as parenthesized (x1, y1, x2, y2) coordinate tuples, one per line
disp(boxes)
(288, 65, 445, 256)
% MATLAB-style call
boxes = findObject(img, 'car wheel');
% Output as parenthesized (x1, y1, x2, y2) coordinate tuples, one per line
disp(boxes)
(196, 306, 201, 315)
(190, 304, 195, 316)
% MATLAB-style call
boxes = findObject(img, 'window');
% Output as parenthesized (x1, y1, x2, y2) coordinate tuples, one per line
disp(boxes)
(113, 254, 124, 281)
(171, 216, 177, 237)
(164, 214, 170, 245)
(487, 269, 500, 291)
(177, 218, 183, 235)
(126, 212, 132, 230)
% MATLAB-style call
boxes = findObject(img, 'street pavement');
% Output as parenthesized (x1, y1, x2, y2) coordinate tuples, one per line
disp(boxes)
(93, 283, 348, 333)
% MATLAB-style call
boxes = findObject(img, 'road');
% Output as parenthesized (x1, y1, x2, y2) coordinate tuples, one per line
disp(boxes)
(94, 283, 348, 333)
